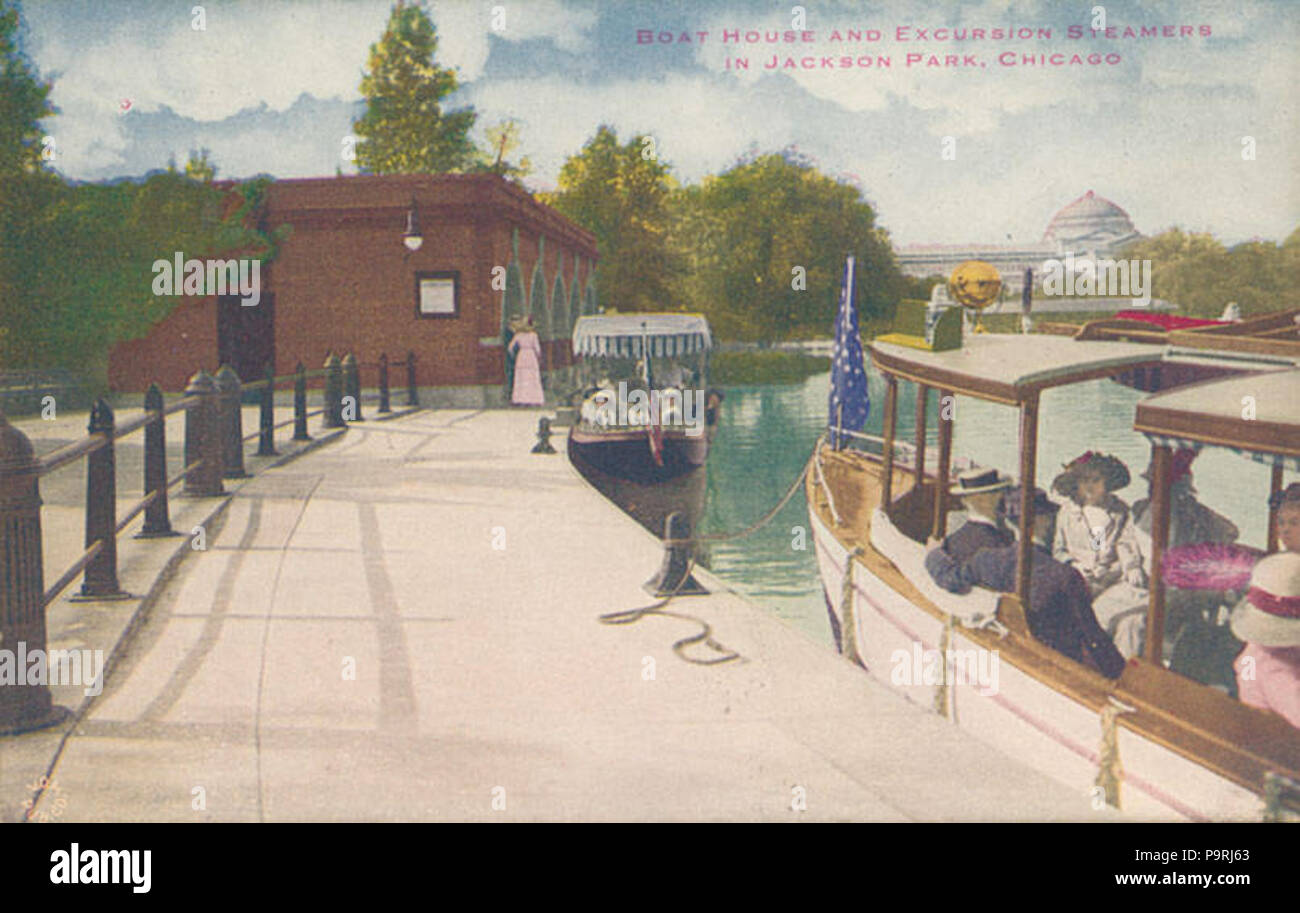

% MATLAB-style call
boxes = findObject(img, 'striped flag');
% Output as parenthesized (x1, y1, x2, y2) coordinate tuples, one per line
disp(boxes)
(828, 255, 870, 448)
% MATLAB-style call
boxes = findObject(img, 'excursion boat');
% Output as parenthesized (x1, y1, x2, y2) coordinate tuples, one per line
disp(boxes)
(807, 293, 1300, 820)
(569, 313, 720, 483)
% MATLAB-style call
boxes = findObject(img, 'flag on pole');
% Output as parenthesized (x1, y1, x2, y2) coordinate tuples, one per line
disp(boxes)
(828, 255, 870, 449)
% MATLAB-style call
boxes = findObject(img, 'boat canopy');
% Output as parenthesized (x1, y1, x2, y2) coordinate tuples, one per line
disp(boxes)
(870, 335, 1164, 405)
(572, 313, 712, 359)
(1134, 368, 1300, 470)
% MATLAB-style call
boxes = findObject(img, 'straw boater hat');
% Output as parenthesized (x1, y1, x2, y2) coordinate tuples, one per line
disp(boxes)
(1229, 552, 1300, 647)
(949, 467, 1013, 497)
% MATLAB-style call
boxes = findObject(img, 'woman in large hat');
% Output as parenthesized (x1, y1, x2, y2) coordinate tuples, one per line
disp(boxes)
(1051, 451, 1144, 596)
(507, 316, 544, 406)
(1231, 552, 1300, 728)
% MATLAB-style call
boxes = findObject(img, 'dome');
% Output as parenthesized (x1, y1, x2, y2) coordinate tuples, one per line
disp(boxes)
(1043, 190, 1140, 250)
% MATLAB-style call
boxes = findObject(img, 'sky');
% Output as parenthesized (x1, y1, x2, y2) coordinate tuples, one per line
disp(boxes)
(17, 0, 1300, 247)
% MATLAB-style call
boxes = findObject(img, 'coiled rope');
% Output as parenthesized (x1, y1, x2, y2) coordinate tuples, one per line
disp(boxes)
(598, 446, 822, 665)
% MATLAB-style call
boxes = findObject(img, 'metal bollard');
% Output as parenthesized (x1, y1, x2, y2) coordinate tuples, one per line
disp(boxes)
(406, 350, 418, 407)
(0, 411, 68, 733)
(183, 370, 224, 497)
(138, 383, 176, 538)
(257, 363, 277, 456)
(215, 364, 247, 478)
(643, 511, 708, 597)
(324, 353, 344, 429)
(378, 353, 392, 414)
(293, 361, 310, 441)
(77, 399, 128, 600)
(531, 417, 556, 454)
(342, 353, 363, 422)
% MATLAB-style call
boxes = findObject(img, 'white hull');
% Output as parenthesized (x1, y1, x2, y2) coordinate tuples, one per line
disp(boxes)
(808, 504, 1264, 821)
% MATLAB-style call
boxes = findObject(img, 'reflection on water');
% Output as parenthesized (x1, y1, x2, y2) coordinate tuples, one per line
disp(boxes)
(573, 367, 1281, 649)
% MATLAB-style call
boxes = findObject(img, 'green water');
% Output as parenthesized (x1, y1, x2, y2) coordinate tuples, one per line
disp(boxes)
(696, 370, 1280, 648)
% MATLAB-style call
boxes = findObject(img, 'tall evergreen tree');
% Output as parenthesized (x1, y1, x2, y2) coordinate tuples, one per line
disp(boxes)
(353, 1, 477, 174)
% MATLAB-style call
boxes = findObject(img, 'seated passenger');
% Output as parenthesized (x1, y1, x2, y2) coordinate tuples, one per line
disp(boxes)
(1052, 451, 1148, 658)
(962, 487, 1127, 679)
(924, 467, 1014, 594)
(1270, 482, 1300, 552)
(1132, 448, 1239, 549)
(1230, 552, 1300, 729)
(1133, 449, 1242, 679)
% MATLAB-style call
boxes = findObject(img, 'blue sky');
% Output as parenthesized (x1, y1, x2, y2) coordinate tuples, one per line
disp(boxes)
(18, 0, 1299, 246)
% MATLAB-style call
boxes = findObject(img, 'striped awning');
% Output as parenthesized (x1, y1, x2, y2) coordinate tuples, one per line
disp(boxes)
(1142, 432, 1300, 473)
(572, 314, 712, 358)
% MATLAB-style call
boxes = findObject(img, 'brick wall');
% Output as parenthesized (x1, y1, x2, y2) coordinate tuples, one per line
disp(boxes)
(107, 174, 597, 394)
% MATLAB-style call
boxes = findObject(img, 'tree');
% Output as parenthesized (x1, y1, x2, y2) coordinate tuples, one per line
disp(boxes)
(185, 148, 216, 183)
(542, 125, 681, 313)
(471, 118, 531, 180)
(0, 0, 54, 179)
(353, 1, 477, 174)
(675, 149, 903, 343)
(1121, 228, 1300, 317)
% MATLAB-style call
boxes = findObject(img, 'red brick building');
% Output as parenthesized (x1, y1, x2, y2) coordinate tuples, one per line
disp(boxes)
(108, 174, 599, 404)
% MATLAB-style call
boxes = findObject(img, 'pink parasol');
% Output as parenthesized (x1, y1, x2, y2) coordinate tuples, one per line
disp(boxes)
(1161, 542, 1264, 590)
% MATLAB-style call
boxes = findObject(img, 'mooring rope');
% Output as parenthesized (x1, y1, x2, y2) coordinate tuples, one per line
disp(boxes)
(839, 546, 865, 667)
(1096, 698, 1135, 809)
(599, 444, 824, 665)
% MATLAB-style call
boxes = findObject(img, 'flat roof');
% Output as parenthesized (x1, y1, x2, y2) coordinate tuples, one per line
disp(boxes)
(869, 334, 1164, 405)
(1134, 368, 1300, 458)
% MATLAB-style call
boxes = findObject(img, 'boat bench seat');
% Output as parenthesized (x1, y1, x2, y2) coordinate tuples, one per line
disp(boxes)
(869, 508, 1002, 628)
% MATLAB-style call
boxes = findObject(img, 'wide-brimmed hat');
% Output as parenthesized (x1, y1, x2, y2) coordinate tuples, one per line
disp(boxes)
(1229, 552, 1300, 647)
(1140, 447, 1198, 485)
(949, 467, 1012, 497)
(1004, 486, 1060, 524)
(1052, 451, 1131, 499)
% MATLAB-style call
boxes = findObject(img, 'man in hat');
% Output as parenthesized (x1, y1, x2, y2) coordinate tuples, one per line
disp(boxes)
(961, 487, 1127, 679)
(925, 467, 1015, 594)
(1231, 552, 1300, 729)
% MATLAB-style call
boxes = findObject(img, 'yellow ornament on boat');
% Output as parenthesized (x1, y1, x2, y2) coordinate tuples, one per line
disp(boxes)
(947, 260, 1003, 311)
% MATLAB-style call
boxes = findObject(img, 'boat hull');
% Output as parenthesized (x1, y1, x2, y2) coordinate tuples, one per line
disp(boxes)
(807, 444, 1297, 821)
(569, 426, 708, 482)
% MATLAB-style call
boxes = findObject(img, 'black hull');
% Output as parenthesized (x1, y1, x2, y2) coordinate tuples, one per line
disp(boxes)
(568, 432, 706, 483)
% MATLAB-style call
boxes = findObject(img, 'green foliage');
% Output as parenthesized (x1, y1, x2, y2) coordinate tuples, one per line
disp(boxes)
(470, 118, 531, 180)
(353, 1, 477, 175)
(1120, 228, 1300, 317)
(1, 170, 280, 385)
(0, 0, 55, 179)
(673, 149, 903, 343)
(540, 125, 681, 315)
(710, 350, 830, 385)
(185, 148, 216, 183)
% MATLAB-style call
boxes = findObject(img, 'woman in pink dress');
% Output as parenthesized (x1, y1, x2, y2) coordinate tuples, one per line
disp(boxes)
(508, 317, 544, 406)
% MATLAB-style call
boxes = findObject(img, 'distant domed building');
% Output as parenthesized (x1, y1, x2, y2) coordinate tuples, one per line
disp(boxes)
(896, 190, 1144, 294)
(1042, 191, 1141, 251)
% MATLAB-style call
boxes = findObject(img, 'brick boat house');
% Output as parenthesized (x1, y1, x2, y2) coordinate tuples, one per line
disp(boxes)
(108, 174, 599, 404)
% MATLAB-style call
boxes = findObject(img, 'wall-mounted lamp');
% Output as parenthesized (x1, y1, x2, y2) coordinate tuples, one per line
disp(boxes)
(402, 198, 423, 251)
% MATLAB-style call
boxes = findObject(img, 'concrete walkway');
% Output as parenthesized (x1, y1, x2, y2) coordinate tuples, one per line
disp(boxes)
(14, 409, 1113, 821)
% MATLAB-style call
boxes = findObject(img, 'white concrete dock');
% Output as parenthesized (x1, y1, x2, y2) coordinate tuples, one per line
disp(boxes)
(13, 408, 1114, 821)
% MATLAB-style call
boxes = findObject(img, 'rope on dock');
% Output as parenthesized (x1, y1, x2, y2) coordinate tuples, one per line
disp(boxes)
(598, 446, 822, 665)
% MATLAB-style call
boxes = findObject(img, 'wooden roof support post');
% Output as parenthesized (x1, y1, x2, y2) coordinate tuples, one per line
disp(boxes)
(914, 382, 928, 492)
(1144, 443, 1173, 664)
(1015, 392, 1040, 605)
(880, 373, 899, 510)
(931, 388, 954, 541)
(1268, 463, 1284, 554)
